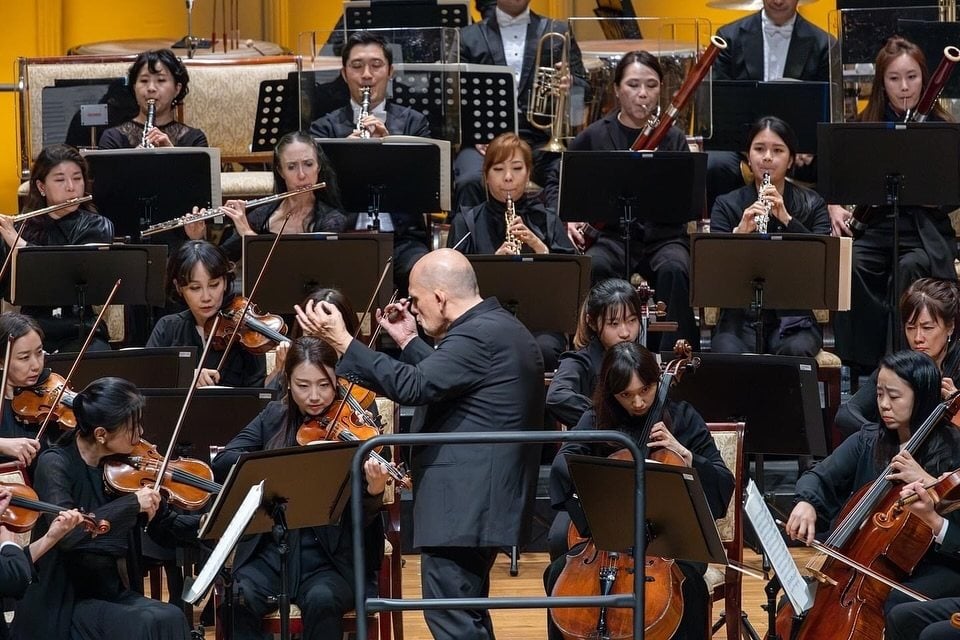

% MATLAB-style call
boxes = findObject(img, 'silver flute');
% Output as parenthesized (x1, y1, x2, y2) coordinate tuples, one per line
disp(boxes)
(141, 99, 157, 148)
(141, 182, 326, 236)
(756, 172, 771, 233)
(356, 86, 372, 139)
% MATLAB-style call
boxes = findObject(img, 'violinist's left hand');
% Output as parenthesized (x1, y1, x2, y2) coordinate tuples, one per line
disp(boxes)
(363, 458, 390, 496)
(900, 479, 945, 533)
(887, 449, 936, 485)
(296, 299, 353, 356)
(647, 421, 692, 466)
(943, 376, 958, 400)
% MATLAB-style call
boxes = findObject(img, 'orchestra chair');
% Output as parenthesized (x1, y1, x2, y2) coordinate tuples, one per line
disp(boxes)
(703, 421, 747, 640)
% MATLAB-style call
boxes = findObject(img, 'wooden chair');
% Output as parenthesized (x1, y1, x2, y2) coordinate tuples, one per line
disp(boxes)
(703, 421, 747, 640)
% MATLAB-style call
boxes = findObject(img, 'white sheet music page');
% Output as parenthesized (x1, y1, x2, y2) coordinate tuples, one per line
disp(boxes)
(744, 479, 814, 614)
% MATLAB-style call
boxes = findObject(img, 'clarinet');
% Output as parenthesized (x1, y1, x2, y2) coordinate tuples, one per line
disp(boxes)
(356, 87, 371, 139)
(141, 99, 157, 148)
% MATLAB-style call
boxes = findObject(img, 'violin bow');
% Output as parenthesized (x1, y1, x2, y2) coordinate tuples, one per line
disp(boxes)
(35, 279, 121, 442)
(0, 336, 14, 420)
(151, 315, 222, 492)
(214, 211, 295, 374)
(0, 222, 28, 287)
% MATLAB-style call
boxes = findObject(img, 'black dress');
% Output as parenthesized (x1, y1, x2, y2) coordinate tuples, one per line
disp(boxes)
(10, 435, 192, 640)
(544, 337, 604, 429)
(146, 307, 266, 388)
(709, 181, 831, 356)
(98, 121, 208, 149)
(544, 401, 735, 640)
(219, 197, 348, 262)
(211, 401, 385, 640)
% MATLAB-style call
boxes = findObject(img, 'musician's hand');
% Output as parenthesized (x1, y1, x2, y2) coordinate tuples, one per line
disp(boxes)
(274, 340, 290, 374)
(363, 458, 390, 496)
(887, 450, 936, 485)
(351, 115, 388, 138)
(828, 204, 853, 238)
(0, 487, 12, 518)
(647, 421, 692, 466)
(794, 153, 814, 168)
(45, 509, 85, 544)
(0, 215, 24, 250)
(900, 479, 944, 533)
(183, 217, 206, 240)
(135, 487, 162, 521)
(761, 184, 791, 226)
(196, 368, 221, 388)
(735, 202, 761, 234)
(510, 218, 548, 254)
(786, 500, 818, 545)
(494, 241, 519, 256)
(142, 127, 173, 148)
(295, 299, 353, 355)
(376, 299, 418, 349)
(475, 144, 488, 156)
(943, 376, 958, 400)
(556, 62, 572, 92)
(222, 200, 254, 236)
(0, 438, 40, 467)
(566, 222, 585, 251)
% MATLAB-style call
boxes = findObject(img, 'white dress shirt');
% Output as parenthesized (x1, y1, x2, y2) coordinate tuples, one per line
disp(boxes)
(761, 10, 797, 81)
(497, 6, 531, 84)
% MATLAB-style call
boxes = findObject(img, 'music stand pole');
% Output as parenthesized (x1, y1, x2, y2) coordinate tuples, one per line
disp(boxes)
(887, 174, 904, 351)
(270, 499, 292, 640)
(620, 197, 637, 282)
(751, 277, 765, 355)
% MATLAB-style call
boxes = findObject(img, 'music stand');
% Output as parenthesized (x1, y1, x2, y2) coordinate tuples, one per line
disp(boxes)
(140, 387, 277, 461)
(11, 244, 167, 341)
(82, 148, 221, 241)
(565, 454, 727, 564)
(558, 151, 706, 280)
(316, 137, 450, 225)
(242, 233, 393, 315)
(709, 81, 830, 153)
(467, 255, 591, 334)
(817, 122, 960, 347)
(344, 0, 471, 29)
(196, 441, 360, 640)
(45, 346, 198, 389)
(689, 233, 852, 354)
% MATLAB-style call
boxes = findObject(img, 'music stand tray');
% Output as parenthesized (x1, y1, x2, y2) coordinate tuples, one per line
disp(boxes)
(82, 148, 221, 241)
(46, 346, 198, 389)
(242, 233, 393, 316)
(566, 454, 727, 564)
(468, 255, 591, 334)
(12, 244, 167, 308)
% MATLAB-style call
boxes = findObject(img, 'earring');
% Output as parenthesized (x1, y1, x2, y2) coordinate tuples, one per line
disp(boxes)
(97, 437, 105, 444)
(38, 189, 45, 196)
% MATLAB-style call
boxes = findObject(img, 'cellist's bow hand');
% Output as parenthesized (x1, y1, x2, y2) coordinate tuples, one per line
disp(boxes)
(887, 450, 936, 485)
(376, 299, 417, 349)
(900, 479, 945, 533)
(785, 500, 818, 545)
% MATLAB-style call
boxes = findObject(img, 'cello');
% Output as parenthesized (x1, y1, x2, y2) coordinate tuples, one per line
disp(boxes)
(776, 392, 960, 639)
(550, 341, 699, 640)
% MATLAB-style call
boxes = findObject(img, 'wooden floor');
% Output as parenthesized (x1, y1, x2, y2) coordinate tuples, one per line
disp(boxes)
(199, 548, 816, 639)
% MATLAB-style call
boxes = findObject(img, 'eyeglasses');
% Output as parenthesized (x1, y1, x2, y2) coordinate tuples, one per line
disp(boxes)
(347, 59, 387, 71)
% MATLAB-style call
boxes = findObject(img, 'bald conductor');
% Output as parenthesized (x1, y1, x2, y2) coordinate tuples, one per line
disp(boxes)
(298, 249, 545, 640)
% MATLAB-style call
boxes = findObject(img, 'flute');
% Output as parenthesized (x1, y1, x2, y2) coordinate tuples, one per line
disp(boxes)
(8, 195, 93, 223)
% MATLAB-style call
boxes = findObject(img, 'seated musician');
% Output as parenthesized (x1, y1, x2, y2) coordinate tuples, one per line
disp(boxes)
(886, 479, 960, 640)
(836, 278, 960, 441)
(833, 37, 958, 375)
(785, 350, 960, 621)
(544, 341, 734, 639)
(10, 377, 197, 640)
(0, 313, 45, 466)
(98, 49, 207, 149)
(709, 116, 829, 357)
(214, 131, 347, 261)
(308, 30, 431, 293)
(447, 132, 573, 371)
(0, 145, 113, 353)
(545, 51, 697, 352)
(211, 336, 389, 640)
(147, 240, 266, 388)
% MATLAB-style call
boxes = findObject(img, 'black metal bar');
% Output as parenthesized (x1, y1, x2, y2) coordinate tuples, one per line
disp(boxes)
(349, 429, 647, 639)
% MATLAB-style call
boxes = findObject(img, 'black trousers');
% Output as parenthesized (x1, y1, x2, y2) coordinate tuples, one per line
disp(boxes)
(420, 546, 499, 640)
(711, 310, 822, 357)
(887, 597, 960, 640)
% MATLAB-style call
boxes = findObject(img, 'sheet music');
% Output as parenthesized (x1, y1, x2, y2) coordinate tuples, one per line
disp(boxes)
(744, 479, 814, 614)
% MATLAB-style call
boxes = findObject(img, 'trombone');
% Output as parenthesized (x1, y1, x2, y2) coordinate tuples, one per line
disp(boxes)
(527, 31, 570, 153)
(7, 195, 94, 224)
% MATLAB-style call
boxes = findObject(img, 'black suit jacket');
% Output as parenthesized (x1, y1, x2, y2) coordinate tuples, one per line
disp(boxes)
(714, 12, 832, 81)
(308, 103, 431, 139)
(337, 297, 545, 548)
(459, 11, 589, 141)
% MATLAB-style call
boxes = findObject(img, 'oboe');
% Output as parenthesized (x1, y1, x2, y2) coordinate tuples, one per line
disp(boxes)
(756, 172, 771, 234)
(504, 194, 522, 254)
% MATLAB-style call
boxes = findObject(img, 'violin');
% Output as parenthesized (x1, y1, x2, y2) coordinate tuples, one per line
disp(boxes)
(550, 341, 699, 640)
(205, 296, 288, 355)
(0, 481, 109, 536)
(103, 439, 220, 511)
(12, 370, 77, 430)
(892, 466, 960, 516)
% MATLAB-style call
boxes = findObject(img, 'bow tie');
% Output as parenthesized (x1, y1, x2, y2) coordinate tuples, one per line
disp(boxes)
(764, 25, 793, 40)
(498, 13, 530, 28)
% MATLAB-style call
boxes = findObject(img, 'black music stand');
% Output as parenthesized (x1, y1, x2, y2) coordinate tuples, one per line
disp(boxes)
(468, 255, 591, 334)
(316, 138, 448, 228)
(242, 233, 394, 316)
(139, 387, 277, 461)
(709, 81, 830, 153)
(11, 244, 167, 341)
(46, 346, 198, 389)
(198, 441, 360, 640)
(817, 122, 960, 348)
(82, 148, 221, 241)
(344, 0, 471, 29)
(690, 233, 851, 355)
(558, 151, 706, 280)
(566, 455, 727, 563)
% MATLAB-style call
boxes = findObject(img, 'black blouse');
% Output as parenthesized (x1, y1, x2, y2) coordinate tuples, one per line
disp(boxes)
(448, 196, 574, 255)
(98, 121, 208, 149)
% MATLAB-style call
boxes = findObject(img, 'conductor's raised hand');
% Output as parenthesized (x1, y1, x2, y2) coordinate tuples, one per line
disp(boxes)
(376, 298, 418, 349)
(295, 299, 353, 355)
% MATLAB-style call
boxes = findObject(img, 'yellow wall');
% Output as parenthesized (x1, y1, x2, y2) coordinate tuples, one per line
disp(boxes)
(0, 0, 832, 213)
